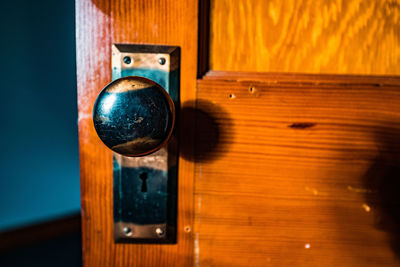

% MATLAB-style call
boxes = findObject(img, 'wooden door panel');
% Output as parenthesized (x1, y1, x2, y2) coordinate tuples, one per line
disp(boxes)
(210, 0, 400, 74)
(76, 0, 400, 266)
(195, 72, 400, 266)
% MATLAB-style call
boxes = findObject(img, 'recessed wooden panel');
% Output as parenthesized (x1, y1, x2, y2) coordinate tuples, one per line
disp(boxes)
(210, 0, 400, 75)
(195, 71, 400, 266)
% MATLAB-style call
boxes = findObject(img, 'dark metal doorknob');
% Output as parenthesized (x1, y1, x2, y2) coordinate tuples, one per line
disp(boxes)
(93, 76, 175, 157)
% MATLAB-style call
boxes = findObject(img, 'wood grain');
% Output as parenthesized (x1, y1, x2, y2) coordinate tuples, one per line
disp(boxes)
(76, 0, 198, 266)
(195, 72, 400, 266)
(210, 0, 400, 75)
(77, 0, 400, 266)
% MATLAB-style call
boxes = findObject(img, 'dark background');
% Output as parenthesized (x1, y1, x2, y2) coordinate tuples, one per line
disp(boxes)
(0, 0, 79, 231)
(0, 0, 81, 265)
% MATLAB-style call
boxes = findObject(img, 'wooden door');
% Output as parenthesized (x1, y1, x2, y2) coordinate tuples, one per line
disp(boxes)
(76, 0, 400, 266)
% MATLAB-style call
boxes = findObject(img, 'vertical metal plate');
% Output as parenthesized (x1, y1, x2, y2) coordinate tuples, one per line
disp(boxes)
(111, 44, 180, 243)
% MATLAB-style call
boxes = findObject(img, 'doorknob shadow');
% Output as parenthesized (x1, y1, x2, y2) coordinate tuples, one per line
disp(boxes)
(179, 99, 233, 163)
(363, 124, 400, 259)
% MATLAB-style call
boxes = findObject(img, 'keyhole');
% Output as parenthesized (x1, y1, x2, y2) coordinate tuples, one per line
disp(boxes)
(140, 172, 148, 192)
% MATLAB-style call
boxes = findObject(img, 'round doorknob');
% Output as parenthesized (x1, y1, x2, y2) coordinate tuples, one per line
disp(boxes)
(93, 76, 175, 157)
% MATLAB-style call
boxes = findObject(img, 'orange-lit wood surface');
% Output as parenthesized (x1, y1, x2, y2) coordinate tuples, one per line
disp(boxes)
(76, 0, 198, 266)
(210, 0, 400, 74)
(195, 71, 400, 266)
(77, 0, 400, 266)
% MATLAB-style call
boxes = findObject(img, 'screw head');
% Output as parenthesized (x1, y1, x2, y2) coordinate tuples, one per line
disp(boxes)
(123, 56, 132, 64)
(158, 57, 166, 65)
(123, 227, 132, 236)
(155, 227, 165, 236)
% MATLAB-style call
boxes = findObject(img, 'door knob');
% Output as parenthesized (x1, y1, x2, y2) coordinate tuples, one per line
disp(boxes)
(93, 76, 175, 157)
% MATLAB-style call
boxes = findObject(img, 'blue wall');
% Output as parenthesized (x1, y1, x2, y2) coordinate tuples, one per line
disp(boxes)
(0, 0, 80, 231)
